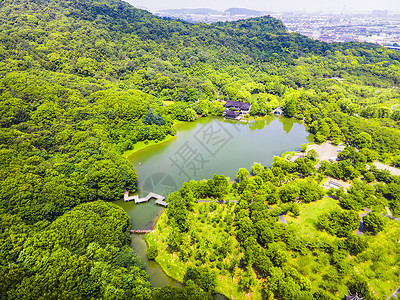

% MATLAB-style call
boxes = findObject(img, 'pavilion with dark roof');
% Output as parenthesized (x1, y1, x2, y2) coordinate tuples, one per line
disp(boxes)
(224, 110, 240, 119)
(224, 101, 251, 112)
(345, 291, 364, 300)
(223, 101, 252, 119)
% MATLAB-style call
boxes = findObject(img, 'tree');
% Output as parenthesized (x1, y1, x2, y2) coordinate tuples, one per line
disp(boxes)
(143, 109, 166, 125)
(291, 203, 300, 216)
(307, 149, 318, 160)
(209, 174, 229, 199)
(279, 184, 300, 203)
(88, 160, 125, 201)
(313, 289, 332, 300)
(283, 92, 298, 117)
(183, 266, 216, 292)
(363, 212, 385, 234)
(236, 168, 249, 182)
(298, 180, 324, 203)
(317, 210, 360, 237)
(251, 162, 263, 175)
(353, 132, 372, 149)
(346, 276, 374, 300)
(184, 108, 197, 121)
(239, 268, 256, 293)
(345, 234, 367, 255)
(147, 245, 158, 260)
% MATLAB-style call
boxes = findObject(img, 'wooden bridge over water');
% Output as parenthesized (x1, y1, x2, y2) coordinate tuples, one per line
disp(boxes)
(124, 191, 168, 207)
(130, 229, 153, 234)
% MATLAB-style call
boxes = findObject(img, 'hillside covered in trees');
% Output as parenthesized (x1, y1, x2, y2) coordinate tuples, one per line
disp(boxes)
(1, 0, 400, 299)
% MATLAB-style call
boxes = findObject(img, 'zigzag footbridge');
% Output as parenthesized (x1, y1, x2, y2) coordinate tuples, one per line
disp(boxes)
(124, 191, 168, 207)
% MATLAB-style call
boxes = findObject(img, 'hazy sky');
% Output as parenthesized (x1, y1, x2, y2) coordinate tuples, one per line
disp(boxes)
(124, 0, 400, 12)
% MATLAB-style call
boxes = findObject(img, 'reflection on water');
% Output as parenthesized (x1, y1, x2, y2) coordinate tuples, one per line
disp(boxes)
(280, 117, 295, 133)
(131, 234, 182, 288)
(115, 199, 163, 230)
(130, 116, 311, 195)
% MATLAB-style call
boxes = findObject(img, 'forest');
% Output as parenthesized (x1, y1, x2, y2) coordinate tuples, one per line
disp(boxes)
(149, 159, 400, 299)
(0, 0, 400, 299)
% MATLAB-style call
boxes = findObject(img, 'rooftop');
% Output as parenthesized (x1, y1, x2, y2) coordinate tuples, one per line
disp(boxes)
(224, 110, 240, 119)
(224, 101, 251, 111)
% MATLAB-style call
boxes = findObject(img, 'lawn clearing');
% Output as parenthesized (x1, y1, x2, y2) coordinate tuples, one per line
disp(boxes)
(286, 196, 342, 240)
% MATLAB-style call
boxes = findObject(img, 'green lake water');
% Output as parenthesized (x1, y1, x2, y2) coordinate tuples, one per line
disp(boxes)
(115, 116, 312, 289)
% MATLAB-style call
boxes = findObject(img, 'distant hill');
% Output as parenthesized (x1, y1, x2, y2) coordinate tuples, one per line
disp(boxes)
(136, 5, 148, 11)
(224, 7, 267, 16)
(157, 8, 220, 15)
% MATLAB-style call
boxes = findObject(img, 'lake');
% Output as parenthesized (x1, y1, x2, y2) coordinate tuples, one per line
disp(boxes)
(115, 115, 312, 288)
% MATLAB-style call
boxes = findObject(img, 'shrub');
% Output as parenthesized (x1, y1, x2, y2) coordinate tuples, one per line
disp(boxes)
(147, 245, 158, 260)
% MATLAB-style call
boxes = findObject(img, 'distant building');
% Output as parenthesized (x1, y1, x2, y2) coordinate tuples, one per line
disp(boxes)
(224, 101, 251, 112)
(273, 107, 283, 115)
(223, 101, 251, 119)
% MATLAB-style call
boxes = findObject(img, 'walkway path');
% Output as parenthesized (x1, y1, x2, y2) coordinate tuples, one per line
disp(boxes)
(124, 191, 168, 207)
(355, 208, 372, 236)
(356, 207, 400, 236)
(278, 214, 288, 225)
(197, 200, 238, 203)
(373, 162, 400, 176)
(386, 285, 400, 300)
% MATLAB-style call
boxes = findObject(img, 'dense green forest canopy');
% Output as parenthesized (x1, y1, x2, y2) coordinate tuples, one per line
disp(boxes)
(149, 158, 400, 299)
(1, 0, 400, 298)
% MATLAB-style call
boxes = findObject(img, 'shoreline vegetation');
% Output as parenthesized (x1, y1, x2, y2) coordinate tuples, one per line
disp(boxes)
(123, 135, 177, 159)
(124, 120, 185, 159)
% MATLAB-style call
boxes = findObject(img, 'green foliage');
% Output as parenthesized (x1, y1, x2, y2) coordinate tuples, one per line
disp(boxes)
(236, 168, 250, 182)
(345, 234, 367, 255)
(282, 91, 298, 117)
(346, 276, 375, 300)
(0, 202, 151, 300)
(152, 284, 213, 300)
(354, 132, 372, 149)
(183, 266, 217, 293)
(279, 183, 300, 203)
(297, 179, 325, 203)
(363, 212, 385, 234)
(147, 245, 159, 260)
(27, 201, 130, 251)
(143, 109, 166, 126)
(307, 149, 318, 160)
(317, 210, 360, 237)
(251, 162, 263, 175)
(156, 163, 400, 299)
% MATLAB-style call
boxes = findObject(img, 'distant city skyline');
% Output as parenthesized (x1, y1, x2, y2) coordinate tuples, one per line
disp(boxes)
(125, 0, 400, 13)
